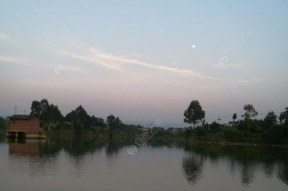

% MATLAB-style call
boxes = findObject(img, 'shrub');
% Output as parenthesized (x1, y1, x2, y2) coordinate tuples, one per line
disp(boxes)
(221, 126, 241, 141)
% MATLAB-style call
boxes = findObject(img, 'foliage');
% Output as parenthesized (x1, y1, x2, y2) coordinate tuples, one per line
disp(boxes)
(221, 126, 241, 141)
(232, 113, 237, 121)
(18, 99, 288, 145)
(183, 103, 288, 144)
(31, 99, 63, 123)
(263, 111, 278, 130)
(65, 105, 91, 130)
(242, 104, 258, 120)
(0, 117, 9, 137)
(30, 100, 42, 116)
(0, 117, 8, 129)
(106, 114, 122, 129)
(279, 107, 288, 126)
(184, 100, 205, 127)
(210, 121, 221, 133)
(90, 115, 106, 128)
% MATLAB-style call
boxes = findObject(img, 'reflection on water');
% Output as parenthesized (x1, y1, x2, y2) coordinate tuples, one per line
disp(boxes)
(9, 140, 42, 156)
(0, 139, 287, 191)
(182, 144, 288, 188)
(182, 153, 203, 185)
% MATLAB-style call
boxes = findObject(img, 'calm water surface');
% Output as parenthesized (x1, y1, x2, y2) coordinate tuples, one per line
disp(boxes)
(0, 140, 287, 191)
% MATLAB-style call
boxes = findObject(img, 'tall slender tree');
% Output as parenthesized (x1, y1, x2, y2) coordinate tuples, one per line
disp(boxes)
(232, 113, 237, 122)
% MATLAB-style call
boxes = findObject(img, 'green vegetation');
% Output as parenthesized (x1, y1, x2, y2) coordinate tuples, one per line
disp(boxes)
(184, 101, 288, 145)
(184, 100, 205, 127)
(30, 99, 180, 143)
(2, 98, 288, 145)
(0, 117, 9, 139)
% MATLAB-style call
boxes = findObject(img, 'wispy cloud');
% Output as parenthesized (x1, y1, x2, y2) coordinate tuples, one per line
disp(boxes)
(0, 32, 16, 43)
(0, 55, 32, 67)
(63, 48, 221, 80)
(214, 62, 248, 69)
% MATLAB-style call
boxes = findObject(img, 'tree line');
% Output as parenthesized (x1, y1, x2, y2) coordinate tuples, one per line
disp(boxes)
(29, 99, 135, 140)
(184, 100, 288, 144)
(30, 99, 129, 129)
(1, 98, 287, 144)
(28, 99, 183, 141)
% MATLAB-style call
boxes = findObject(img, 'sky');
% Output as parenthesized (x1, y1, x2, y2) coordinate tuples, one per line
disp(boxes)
(0, 0, 287, 127)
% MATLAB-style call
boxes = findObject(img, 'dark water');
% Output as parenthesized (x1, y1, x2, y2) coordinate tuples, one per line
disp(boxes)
(0, 139, 287, 191)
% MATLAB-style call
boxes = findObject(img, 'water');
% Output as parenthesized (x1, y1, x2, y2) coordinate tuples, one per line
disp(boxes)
(0, 140, 287, 191)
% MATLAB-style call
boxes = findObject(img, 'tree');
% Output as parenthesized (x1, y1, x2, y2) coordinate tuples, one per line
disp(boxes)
(65, 105, 91, 129)
(279, 107, 288, 126)
(42, 104, 63, 123)
(232, 113, 237, 122)
(0, 117, 9, 137)
(184, 100, 205, 127)
(264, 111, 278, 129)
(30, 99, 63, 122)
(106, 114, 123, 139)
(40, 99, 49, 113)
(106, 114, 122, 129)
(30, 99, 52, 117)
(240, 104, 259, 132)
(30, 100, 41, 116)
(91, 116, 106, 127)
(0, 117, 9, 129)
(242, 104, 258, 120)
(210, 121, 220, 133)
(262, 111, 279, 142)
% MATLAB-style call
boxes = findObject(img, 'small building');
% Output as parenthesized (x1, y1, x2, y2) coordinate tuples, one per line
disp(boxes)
(6, 115, 47, 139)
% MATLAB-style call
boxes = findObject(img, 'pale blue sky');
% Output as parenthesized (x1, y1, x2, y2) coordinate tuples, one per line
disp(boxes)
(0, 0, 287, 126)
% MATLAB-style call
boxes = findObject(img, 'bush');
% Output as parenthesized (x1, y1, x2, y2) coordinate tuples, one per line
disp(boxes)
(221, 126, 241, 141)
(0, 117, 9, 137)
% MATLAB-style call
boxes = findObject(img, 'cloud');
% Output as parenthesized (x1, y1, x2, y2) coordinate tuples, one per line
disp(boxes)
(54, 64, 87, 75)
(63, 48, 222, 80)
(214, 61, 248, 69)
(0, 55, 32, 67)
(0, 32, 16, 43)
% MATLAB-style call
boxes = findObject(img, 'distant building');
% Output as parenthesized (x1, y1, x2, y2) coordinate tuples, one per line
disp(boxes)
(6, 115, 47, 139)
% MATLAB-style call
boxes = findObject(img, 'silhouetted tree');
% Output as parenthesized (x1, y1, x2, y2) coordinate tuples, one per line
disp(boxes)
(264, 111, 278, 129)
(30, 100, 42, 116)
(242, 104, 258, 120)
(279, 107, 288, 126)
(210, 121, 220, 133)
(66, 105, 90, 130)
(184, 100, 205, 128)
(30, 99, 63, 129)
(241, 104, 258, 132)
(233, 113, 237, 123)
(90, 115, 106, 127)
(40, 99, 49, 112)
(106, 114, 122, 129)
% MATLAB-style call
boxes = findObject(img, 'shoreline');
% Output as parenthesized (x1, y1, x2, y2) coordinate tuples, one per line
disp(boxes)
(186, 140, 288, 148)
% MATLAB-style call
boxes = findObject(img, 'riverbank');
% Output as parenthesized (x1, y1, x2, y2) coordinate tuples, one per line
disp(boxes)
(185, 139, 288, 149)
(45, 128, 288, 149)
